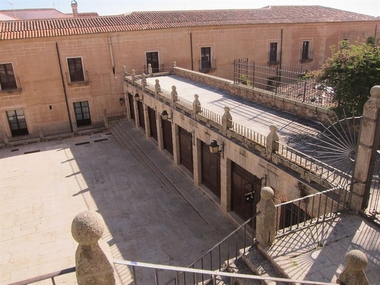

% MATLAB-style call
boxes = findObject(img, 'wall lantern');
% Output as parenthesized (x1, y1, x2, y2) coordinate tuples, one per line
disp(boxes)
(134, 93, 140, 101)
(209, 140, 224, 158)
(119, 97, 125, 106)
(161, 110, 172, 121)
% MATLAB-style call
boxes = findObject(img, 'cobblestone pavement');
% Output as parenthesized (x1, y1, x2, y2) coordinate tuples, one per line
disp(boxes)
(0, 130, 237, 284)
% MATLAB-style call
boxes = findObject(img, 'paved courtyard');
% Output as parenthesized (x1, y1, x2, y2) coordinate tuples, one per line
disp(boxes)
(0, 130, 237, 284)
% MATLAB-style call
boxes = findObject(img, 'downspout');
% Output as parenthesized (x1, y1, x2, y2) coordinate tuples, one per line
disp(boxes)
(375, 24, 378, 43)
(190, 31, 194, 70)
(109, 36, 115, 75)
(279, 28, 283, 70)
(55, 42, 73, 132)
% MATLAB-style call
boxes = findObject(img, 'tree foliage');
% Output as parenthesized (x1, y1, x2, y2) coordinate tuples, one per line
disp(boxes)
(313, 39, 380, 115)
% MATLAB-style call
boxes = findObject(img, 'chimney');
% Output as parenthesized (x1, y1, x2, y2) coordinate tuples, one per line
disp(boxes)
(71, 0, 78, 17)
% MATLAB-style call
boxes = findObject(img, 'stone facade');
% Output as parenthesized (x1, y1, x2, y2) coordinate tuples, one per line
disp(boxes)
(0, 7, 379, 138)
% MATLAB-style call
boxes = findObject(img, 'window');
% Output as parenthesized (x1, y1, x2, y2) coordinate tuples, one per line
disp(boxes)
(67, 57, 85, 83)
(0, 63, 17, 90)
(301, 41, 312, 62)
(7, 109, 28, 136)
(269, 42, 279, 63)
(201, 47, 212, 70)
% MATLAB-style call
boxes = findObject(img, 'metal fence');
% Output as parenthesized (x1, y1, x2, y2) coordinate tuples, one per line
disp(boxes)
(233, 59, 335, 108)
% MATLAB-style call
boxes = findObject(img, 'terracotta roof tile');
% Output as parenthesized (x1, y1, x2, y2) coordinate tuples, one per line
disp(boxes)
(0, 6, 377, 40)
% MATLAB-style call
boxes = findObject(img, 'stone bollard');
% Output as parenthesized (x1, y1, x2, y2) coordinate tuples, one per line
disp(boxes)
(337, 250, 369, 285)
(256, 187, 276, 247)
(72, 211, 116, 285)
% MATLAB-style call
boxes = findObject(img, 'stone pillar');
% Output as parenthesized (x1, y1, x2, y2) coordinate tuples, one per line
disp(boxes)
(71, 211, 116, 285)
(192, 94, 201, 119)
(148, 63, 153, 77)
(351, 85, 380, 211)
(222, 106, 233, 135)
(337, 250, 369, 285)
(266, 125, 279, 160)
(256, 187, 276, 247)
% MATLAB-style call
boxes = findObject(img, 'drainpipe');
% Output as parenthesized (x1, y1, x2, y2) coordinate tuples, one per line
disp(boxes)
(109, 36, 115, 75)
(279, 28, 283, 70)
(55, 42, 73, 132)
(375, 24, 378, 43)
(190, 31, 194, 70)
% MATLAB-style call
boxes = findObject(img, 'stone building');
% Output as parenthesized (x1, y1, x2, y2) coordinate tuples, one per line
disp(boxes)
(0, 5, 378, 140)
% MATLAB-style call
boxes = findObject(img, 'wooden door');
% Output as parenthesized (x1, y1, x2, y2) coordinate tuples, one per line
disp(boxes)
(179, 127, 193, 173)
(148, 107, 157, 141)
(201, 141, 220, 198)
(162, 119, 173, 155)
(128, 93, 135, 121)
(231, 163, 261, 223)
(137, 101, 145, 130)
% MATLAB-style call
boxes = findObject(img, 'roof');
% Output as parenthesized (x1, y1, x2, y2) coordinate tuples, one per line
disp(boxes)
(0, 8, 72, 20)
(0, 6, 377, 40)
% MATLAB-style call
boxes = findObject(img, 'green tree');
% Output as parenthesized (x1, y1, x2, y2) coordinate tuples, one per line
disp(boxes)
(314, 40, 380, 115)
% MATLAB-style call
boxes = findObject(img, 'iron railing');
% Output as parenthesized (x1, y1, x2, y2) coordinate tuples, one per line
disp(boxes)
(275, 186, 350, 235)
(113, 259, 337, 285)
(8, 267, 76, 285)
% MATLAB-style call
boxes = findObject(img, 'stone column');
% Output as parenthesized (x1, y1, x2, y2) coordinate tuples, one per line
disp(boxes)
(256, 187, 276, 247)
(71, 211, 116, 285)
(351, 85, 380, 211)
(266, 125, 279, 160)
(337, 250, 369, 285)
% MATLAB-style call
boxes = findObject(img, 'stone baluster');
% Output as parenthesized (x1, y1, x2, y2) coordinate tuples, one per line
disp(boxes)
(141, 73, 147, 89)
(171, 85, 178, 106)
(222, 106, 233, 135)
(71, 210, 117, 285)
(337, 250, 369, 285)
(192, 94, 201, 119)
(256, 187, 276, 247)
(266, 125, 279, 160)
(155, 79, 161, 95)
(148, 63, 153, 77)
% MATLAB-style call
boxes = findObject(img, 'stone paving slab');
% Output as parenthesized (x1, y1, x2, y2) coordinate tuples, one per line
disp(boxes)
(266, 213, 380, 284)
(0, 130, 237, 284)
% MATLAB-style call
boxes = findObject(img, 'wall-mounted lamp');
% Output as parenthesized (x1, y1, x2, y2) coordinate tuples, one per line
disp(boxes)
(119, 97, 125, 106)
(161, 110, 172, 121)
(209, 140, 224, 158)
(134, 93, 140, 101)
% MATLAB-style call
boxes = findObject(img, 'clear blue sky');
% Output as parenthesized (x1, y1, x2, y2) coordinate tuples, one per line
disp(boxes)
(1, 0, 379, 17)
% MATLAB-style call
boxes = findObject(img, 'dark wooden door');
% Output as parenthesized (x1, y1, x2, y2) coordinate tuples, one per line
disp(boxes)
(201, 141, 220, 198)
(162, 119, 173, 155)
(179, 127, 193, 173)
(128, 93, 135, 121)
(6, 110, 28, 136)
(231, 162, 261, 223)
(146, 52, 159, 73)
(73, 101, 91, 127)
(148, 107, 157, 141)
(137, 101, 145, 130)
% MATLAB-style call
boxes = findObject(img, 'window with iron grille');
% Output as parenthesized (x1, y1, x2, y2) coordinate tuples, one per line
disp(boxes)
(67, 57, 85, 82)
(201, 47, 212, 70)
(0, 63, 17, 90)
(269, 42, 278, 63)
(301, 41, 312, 62)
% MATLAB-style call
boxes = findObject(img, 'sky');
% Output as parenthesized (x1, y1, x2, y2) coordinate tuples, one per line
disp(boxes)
(0, 0, 379, 17)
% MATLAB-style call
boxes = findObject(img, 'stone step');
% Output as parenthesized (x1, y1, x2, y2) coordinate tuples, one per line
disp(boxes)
(241, 245, 289, 285)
